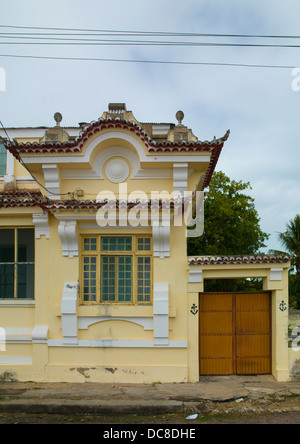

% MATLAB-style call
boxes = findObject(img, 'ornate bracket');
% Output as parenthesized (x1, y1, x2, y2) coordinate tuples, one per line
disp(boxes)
(58, 220, 79, 258)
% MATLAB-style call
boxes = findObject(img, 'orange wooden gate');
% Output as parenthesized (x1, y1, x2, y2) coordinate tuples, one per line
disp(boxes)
(199, 292, 271, 376)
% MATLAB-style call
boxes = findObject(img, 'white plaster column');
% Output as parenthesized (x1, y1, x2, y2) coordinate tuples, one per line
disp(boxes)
(61, 283, 79, 345)
(4, 150, 15, 190)
(187, 292, 200, 382)
(153, 283, 169, 346)
(32, 326, 49, 381)
(264, 266, 290, 381)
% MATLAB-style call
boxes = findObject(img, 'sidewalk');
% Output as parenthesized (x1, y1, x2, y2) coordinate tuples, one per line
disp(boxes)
(0, 375, 299, 415)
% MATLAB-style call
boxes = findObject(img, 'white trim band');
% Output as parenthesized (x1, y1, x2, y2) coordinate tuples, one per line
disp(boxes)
(47, 339, 187, 348)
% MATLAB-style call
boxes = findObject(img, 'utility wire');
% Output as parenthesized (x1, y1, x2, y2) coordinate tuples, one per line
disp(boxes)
(0, 121, 11, 142)
(1, 37, 300, 48)
(0, 53, 296, 69)
(0, 120, 75, 199)
(1, 24, 300, 39)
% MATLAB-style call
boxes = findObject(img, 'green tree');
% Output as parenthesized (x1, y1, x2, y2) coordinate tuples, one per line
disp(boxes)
(188, 171, 269, 256)
(276, 215, 300, 309)
(277, 215, 300, 279)
(187, 171, 269, 293)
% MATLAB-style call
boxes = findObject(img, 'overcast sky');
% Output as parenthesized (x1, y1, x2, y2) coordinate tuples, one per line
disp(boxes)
(0, 0, 299, 253)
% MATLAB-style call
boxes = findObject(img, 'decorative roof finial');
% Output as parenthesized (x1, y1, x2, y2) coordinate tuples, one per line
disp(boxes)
(54, 112, 63, 127)
(176, 110, 184, 126)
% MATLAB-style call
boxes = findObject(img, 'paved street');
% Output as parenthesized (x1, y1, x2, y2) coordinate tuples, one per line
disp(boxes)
(0, 375, 299, 424)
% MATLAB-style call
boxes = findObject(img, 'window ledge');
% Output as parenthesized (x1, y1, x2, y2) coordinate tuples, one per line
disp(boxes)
(0, 299, 35, 307)
(77, 304, 153, 318)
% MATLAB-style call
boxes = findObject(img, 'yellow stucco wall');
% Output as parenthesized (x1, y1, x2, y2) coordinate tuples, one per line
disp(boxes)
(0, 124, 293, 384)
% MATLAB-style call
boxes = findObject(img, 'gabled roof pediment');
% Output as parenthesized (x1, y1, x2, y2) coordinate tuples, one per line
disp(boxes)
(2, 105, 230, 192)
(5, 116, 229, 157)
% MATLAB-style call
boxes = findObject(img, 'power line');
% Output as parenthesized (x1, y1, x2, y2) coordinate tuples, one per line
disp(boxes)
(0, 120, 75, 198)
(1, 37, 300, 48)
(0, 24, 300, 39)
(0, 53, 296, 69)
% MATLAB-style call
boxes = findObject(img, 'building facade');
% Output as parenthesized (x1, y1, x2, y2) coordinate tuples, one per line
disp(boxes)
(0, 104, 294, 383)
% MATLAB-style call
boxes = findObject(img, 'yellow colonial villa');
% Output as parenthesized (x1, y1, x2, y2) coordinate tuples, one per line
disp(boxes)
(0, 103, 297, 383)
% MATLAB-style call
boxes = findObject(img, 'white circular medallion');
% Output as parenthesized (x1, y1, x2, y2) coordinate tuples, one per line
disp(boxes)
(105, 158, 130, 183)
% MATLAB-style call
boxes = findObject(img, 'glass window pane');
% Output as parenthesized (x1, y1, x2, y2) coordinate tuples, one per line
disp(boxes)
(101, 237, 132, 252)
(137, 257, 151, 303)
(101, 256, 116, 302)
(118, 256, 132, 303)
(18, 229, 34, 262)
(137, 237, 151, 251)
(84, 237, 97, 251)
(82, 256, 97, 302)
(0, 144, 6, 175)
(0, 229, 14, 262)
(0, 264, 14, 298)
(17, 264, 34, 299)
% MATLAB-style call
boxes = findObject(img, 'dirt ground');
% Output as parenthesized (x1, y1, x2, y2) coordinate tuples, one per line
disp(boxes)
(0, 411, 299, 424)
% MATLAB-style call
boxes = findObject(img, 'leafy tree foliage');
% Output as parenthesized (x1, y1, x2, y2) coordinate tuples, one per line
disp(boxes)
(276, 215, 300, 308)
(188, 171, 269, 256)
(277, 215, 300, 278)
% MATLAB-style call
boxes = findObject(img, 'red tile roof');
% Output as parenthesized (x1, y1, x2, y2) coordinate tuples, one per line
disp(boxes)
(0, 190, 186, 211)
(188, 255, 291, 265)
(5, 118, 230, 154)
(4, 119, 229, 190)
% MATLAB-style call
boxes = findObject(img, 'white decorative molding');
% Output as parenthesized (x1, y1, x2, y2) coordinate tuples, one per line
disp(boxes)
(2, 327, 32, 343)
(105, 158, 130, 183)
(0, 299, 35, 307)
(173, 163, 188, 194)
(152, 124, 171, 136)
(153, 283, 169, 346)
(16, 177, 36, 183)
(152, 224, 170, 259)
(42, 164, 60, 199)
(3, 174, 15, 190)
(0, 357, 32, 364)
(3, 151, 15, 189)
(61, 282, 79, 345)
(32, 213, 50, 239)
(93, 146, 139, 179)
(270, 268, 283, 281)
(61, 167, 173, 181)
(61, 169, 100, 180)
(134, 168, 173, 180)
(189, 269, 203, 283)
(25, 132, 210, 165)
(47, 339, 187, 348)
(58, 220, 79, 258)
(78, 317, 153, 331)
(32, 326, 49, 344)
(0, 327, 5, 351)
